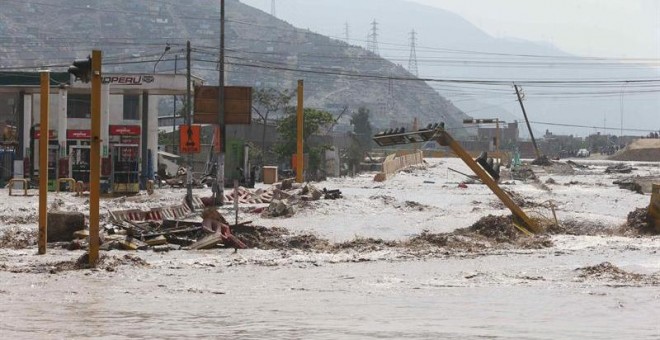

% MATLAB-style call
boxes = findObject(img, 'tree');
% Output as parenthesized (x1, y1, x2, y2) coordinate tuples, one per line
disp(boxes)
(252, 88, 293, 165)
(274, 108, 334, 176)
(351, 107, 373, 149)
(346, 107, 373, 173)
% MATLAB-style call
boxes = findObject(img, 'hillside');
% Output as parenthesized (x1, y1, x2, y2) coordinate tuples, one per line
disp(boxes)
(0, 0, 469, 131)
(244, 0, 660, 136)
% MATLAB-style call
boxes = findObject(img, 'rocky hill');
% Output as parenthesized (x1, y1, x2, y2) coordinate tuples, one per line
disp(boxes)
(246, 0, 660, 137)
(0, 0, 469, 131)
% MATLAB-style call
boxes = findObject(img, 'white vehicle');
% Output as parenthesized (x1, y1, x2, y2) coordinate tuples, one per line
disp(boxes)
(577, 149, 590, 157)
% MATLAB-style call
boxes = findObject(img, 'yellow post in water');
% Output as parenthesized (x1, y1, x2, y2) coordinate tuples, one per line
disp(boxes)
(649, 183, 660, 233)
(89, 50, 102, 265)
(38, 70, 50, 255)
(296, 80, 304, 183)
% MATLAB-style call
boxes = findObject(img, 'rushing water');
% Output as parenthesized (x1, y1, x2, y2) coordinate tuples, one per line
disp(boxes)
(1, 238, 659, 339)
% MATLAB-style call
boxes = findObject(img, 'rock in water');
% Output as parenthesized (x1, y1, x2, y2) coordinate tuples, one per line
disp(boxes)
(47, 212, 85, 242)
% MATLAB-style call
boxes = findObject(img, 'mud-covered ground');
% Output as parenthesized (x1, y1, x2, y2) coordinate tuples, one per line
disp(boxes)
(1, 158, 659, 339)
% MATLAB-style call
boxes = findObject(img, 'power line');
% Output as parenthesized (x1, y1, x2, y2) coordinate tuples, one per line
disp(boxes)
(530, 120, 656, 133)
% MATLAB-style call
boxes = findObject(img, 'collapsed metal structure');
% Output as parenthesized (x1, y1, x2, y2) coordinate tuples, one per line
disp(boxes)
(373, 123, 542, 235)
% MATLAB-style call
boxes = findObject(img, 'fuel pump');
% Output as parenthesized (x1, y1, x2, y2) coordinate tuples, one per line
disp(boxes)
(69, 145, 91, 188)
(111, 144, 140, 194)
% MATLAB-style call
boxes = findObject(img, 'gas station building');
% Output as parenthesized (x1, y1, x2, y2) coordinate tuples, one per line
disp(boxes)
(0, 72, 200, 192)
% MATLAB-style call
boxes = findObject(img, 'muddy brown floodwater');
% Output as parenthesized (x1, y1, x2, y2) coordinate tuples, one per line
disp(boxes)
(1, 213, 659, 339)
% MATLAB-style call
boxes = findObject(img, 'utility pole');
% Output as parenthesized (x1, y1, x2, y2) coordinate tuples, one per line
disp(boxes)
(620, 83, 626, 142)
(66, 52, 101, 264)
(172, 55, 178, 154)
(270, 0, 276, 17)
(344, 22, 350, 43)
(89, 49, 102, 265)
(296, 79, 304, 183)
(214, 0, 226, 206)
(38, 70, 49, 255)
(186, 41, 193, 206)
(514, 84, 542, 160)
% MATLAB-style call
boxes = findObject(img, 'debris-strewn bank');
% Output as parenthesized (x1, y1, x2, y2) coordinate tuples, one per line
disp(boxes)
(0, 253, 148, 274)
(1, 207, 657, 257)
(575, 262, 660, 286)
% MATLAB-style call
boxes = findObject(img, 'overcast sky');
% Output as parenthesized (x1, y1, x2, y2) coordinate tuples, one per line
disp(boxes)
(409, 0, 660, 60)
(248, 0, 659, 60)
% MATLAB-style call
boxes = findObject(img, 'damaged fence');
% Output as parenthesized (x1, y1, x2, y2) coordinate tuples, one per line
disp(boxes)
(375, 150, 424, 181)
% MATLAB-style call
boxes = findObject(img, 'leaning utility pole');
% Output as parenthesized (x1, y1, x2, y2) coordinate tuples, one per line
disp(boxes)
(514, 84, 542, 160)
(214, 0, 226, 206)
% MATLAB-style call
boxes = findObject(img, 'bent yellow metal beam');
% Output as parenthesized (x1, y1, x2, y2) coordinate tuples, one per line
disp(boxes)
(436, 131, 541, 234)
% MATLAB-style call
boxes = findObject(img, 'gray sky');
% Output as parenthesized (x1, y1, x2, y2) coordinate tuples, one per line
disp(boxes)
(409, 0, 660, 60)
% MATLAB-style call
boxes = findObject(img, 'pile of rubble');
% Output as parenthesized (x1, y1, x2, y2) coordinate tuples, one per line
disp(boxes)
(51, 179, 344, 252)
(575, 262, 660, 285)
(241, 179, 343, 218)
(620, 208, 659, 235)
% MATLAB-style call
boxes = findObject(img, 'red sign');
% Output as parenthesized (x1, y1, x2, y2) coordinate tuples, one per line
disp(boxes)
(33, 129, 57, 139)
(109, 125, 141, 136)
(67, 129, 91, 139)
(179, 125, 201, 154)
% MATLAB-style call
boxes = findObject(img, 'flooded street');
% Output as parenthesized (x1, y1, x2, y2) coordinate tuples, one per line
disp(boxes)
(1, 159, 660, 338)
(2, 233, 659, 339)
(1, 0, 659, 337)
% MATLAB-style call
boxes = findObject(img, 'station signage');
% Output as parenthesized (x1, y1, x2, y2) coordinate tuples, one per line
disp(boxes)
(70, 73, 189, 91)
(67, 129, 92, 139)
(102, 75, 154, 86)
(109, 125, 141, 136)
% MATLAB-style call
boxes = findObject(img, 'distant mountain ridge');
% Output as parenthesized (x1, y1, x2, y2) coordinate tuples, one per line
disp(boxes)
(0, 0, 470, 131)
(243, 0, 660, 136)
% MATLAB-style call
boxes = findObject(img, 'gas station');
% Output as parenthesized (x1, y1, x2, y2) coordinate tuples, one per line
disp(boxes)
(0, 71, 201, 194)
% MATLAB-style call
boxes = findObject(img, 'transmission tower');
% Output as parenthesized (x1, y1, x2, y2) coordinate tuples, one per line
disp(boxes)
(367, 19, 380, 55)
(270, 0, 276, 17)
(408, 29, 419, 77)
(344, 22, 350, 43)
